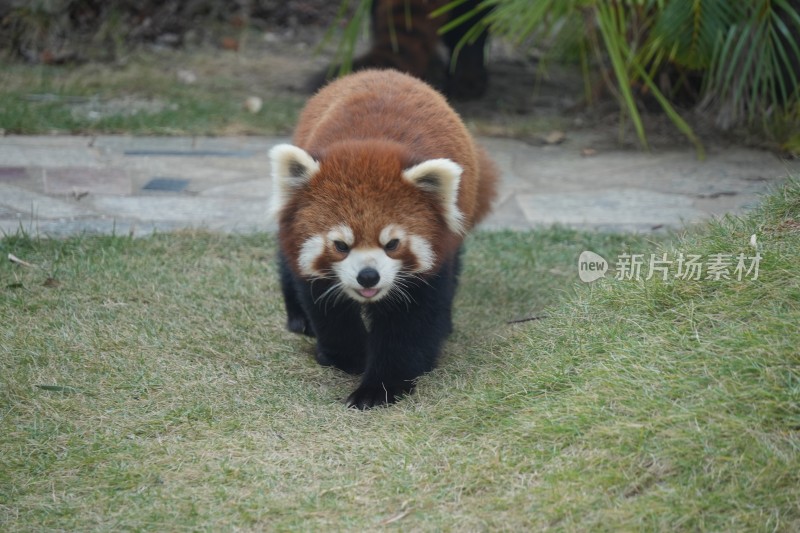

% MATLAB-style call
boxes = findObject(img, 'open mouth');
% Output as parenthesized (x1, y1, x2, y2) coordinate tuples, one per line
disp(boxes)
(357, 288, 380, 299)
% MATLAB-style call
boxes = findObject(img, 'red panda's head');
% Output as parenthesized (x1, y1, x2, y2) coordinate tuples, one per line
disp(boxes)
(269, 140, 464, 304)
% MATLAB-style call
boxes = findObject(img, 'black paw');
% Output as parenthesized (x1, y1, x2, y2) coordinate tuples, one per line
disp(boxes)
(287, 316, 314, 337)
(345, 383, 414, 410)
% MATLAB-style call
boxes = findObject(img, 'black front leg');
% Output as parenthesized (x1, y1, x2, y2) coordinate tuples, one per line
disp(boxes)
(279, 252, 314, 337)
(295, 277, 369, 376)
(279, 251, 368, 374)
(346, 257, 460, 409)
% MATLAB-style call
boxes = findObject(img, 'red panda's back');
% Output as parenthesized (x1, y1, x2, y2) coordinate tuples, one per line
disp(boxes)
(293, 70, 489, 228)
(295, 70, 470, 157)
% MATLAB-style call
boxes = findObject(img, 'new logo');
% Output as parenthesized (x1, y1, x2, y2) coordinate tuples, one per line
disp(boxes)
(578, 251, 608, 282)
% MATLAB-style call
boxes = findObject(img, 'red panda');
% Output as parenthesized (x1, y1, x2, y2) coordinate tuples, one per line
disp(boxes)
(271, 69, 497, 409)
(310, 0, 492, 100)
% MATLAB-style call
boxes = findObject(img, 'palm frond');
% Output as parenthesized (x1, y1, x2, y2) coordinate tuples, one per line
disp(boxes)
(320, 0, 373, 78)
(327, 0, 798, 148)
(595, 2, 649, 150)
(705, 0, 800, 126)
(652, 0, 742, 69)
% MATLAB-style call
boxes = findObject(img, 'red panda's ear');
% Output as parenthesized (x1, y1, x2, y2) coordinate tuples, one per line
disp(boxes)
(403, 158, 465, 235)
(269, 144, 320, 218)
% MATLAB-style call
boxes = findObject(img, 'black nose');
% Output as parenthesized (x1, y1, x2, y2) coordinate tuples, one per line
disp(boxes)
(356, 268, 380, 288)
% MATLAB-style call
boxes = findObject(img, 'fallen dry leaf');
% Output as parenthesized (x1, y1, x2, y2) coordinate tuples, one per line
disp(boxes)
(776, 219, 800, 233)
(544, 130, 566, 145)
(221, 37, 239, 51)
(581, 148, 598, 157)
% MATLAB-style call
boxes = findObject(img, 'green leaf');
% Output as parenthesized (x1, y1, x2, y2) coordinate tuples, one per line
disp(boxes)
(631, 60, 706, 159)
(595, 2, 649, 150)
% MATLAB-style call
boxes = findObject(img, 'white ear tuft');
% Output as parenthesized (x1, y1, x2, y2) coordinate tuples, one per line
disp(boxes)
(269, 144, 320, 218)
(402, 158, 465, 234)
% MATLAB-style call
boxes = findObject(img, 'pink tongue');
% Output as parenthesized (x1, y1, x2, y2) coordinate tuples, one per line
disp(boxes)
(359, 288, 379, 298)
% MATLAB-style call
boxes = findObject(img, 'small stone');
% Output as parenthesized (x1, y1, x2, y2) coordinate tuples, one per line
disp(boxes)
(176, 69, 197, 84)
(244, 96, 263, 114)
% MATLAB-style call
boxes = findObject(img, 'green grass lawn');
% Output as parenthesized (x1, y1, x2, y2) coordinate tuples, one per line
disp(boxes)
(1, 181, 798, 530)
(0, 48, 573, 143)
(0, 51, 304, 136)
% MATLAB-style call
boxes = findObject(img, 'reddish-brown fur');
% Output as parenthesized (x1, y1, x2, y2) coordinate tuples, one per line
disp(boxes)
(308, 0, 491, 100)
(279, 69, 497, 276)
(359, 0, 447, 78)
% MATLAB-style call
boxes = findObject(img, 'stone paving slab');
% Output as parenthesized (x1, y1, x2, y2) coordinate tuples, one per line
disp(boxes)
(0, 183, 97, 219)
(43, 167, 131, 195)
(0, 139, 105, 168)
(88, 195, 272, 230)
(199, 178, 273, 198)
(0, 167, 28, 182)
(515, 189, 705, 232)
(0, 134, 797, 237)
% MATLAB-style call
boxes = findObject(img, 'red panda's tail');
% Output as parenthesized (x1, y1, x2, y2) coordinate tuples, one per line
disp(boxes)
(471, 143, 499, 228)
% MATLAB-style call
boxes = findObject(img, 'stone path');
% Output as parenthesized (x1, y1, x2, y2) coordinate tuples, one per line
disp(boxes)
(1, 134, 797, 237)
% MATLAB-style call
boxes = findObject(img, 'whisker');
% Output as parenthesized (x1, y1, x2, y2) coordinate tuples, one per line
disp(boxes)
(314, 281, 343, 307)
(386, 283, 414, 311)
(400, 272, 431, 288)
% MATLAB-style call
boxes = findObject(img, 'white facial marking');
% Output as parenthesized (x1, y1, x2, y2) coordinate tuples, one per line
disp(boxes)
(306, 225, 435, 303)
(327, 225, 354, 247)
(379, 224, 435, 273)
(333, 248, 402, 303)
(379, 224, 406, 246)
(408, 235, 435, 272)
(298, 235, 325, 277)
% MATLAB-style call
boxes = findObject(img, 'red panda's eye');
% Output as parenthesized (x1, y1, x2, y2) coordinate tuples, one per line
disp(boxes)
(333, 241, 350, 253)
(384, 239, 400, 252)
